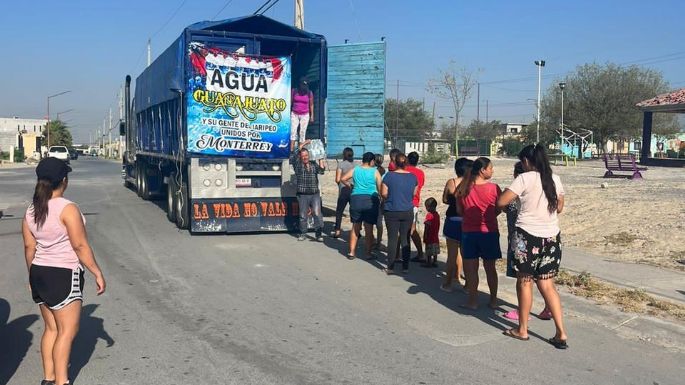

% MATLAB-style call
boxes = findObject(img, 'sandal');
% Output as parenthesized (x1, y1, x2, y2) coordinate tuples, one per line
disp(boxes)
(503, 310, 531, 321)
(503, 328, 529, 341)
(548, 336, 568, 349)
(346, 254, 356, 260)
(538, 308, 552, 320)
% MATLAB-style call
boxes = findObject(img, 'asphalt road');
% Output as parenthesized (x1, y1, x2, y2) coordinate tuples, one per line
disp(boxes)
(1, 158, 683, 385)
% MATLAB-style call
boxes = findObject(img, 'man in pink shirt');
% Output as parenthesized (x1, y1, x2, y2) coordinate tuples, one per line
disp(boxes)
(406, 152, 425, 261)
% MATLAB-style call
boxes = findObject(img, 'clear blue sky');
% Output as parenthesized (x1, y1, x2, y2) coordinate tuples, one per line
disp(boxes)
(1, 0, 683, 143)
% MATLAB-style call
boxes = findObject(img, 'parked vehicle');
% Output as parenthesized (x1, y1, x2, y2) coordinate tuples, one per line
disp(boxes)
(48, 146, 70, 164)
(120, 15, 385, 233)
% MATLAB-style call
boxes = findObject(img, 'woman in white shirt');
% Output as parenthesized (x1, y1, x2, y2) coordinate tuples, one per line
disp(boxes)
(497, 144, 568, 349)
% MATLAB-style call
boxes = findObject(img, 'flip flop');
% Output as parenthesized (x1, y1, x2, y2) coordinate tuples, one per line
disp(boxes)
(502, 310, 531, 321)
(548, 337, 568, 349)
(346, 254, 356, 260)
(538, 309, 553, 320)
(503, 329, 530, 341)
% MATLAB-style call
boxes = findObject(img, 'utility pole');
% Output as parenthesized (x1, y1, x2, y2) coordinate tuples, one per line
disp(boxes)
(485, 99, 489, 122)
(559, 82, 566, 154)
(476, 82, 480, 122)
(109, 108, 113, 158)
(395, 79, 399, 147)
(294, 0, 304, 29)
(534, 60, 546, 143)
(431, 101, 436, 137)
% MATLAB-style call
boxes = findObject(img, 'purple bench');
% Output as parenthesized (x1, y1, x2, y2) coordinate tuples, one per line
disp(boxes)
(603, 153, 647, 179)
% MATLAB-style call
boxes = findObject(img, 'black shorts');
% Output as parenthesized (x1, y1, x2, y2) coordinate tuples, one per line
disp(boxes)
(30, 265, 84, 310)
(349, 194, 379, 225)
(510, 227, 562, 280)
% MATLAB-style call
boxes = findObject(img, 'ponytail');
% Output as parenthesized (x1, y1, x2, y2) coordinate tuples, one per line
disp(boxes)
(456, 157, 491, 198)
(518, 144, 558, 213)
(32, 179, 60, 229)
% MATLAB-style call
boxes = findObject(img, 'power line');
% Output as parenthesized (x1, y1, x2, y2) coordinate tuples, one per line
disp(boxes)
(254, 0, 277, 15)
(150, 0, 188, 39)
(260, 0, 281, 14)
(212, 0, 235, 20)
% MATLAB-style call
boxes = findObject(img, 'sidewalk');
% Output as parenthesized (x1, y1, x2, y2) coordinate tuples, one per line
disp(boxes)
(320, 197, 685, 306)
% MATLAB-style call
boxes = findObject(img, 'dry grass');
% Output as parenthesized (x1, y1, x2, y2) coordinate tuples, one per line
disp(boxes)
(555, 270, 685, 321)
(603, 231, 641, 246)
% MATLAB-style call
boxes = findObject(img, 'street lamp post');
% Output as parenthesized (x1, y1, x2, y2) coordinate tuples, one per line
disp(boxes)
(559, 82, 566, 154)
(55, 109, 74, 121)
(534, 60, 545, 143)
(47, 90, 71, 150)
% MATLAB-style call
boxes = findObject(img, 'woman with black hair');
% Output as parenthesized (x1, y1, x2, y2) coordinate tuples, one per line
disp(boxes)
(497, 144, 568, 349)
(290, 78, 314, 151)
(340, 152, 382, 259)
(22, 157, 106, 385)
(381, 154, 418, 274)
(455, 157, 502, 310)
(440, 157, 473, 292)
(333, 147, 355, 238)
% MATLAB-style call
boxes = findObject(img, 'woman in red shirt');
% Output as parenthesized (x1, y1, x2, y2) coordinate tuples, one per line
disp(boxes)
(456, 157, 502, 310)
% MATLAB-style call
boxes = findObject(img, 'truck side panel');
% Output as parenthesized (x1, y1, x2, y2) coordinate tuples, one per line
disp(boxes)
(326, 42, 386, 157)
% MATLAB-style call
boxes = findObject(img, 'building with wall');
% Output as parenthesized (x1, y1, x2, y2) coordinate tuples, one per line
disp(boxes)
(499, 123, 528, 138)
(0, 116, 47, 153)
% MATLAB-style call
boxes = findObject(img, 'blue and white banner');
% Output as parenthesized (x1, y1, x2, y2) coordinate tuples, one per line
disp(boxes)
(186, 42, 291, 158)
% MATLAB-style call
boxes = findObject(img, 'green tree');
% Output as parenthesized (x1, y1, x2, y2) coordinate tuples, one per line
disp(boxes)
(43, 120, 73, 148)
(385, 98, 434, 143)
(539, 63, 677, 152)
(463, 119, 503, 142)
(520, 119, 560, 149)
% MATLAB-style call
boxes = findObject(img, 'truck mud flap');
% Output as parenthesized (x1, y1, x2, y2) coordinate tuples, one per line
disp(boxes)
(190, 198, 300, 233)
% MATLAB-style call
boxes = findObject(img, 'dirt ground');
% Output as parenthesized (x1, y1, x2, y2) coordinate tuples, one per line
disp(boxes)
(320, 157, 685, 271)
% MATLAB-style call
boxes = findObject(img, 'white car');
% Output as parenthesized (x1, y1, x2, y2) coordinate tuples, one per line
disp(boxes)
(48, 146, 70, 163)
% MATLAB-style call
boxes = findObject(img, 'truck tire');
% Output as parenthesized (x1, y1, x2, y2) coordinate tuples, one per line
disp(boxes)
(166, 174, 177, 223)
(136, 162, 144, 198)
(175, 180, 189, 229)
(140, 164, 151, 201)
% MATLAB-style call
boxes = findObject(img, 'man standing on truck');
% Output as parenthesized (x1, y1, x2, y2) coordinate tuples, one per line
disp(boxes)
(291, 139, 326, 241)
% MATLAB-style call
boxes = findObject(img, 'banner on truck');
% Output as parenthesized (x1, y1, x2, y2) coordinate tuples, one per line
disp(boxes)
(186, 42, 291, 158)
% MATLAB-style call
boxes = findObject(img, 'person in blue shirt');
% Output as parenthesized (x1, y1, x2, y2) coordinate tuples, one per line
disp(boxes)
(381, 153, 418, 274)
(341, 152, 382, 260)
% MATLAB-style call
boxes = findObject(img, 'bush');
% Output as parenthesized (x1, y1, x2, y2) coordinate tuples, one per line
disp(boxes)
(0, 148, 24, 162)
(500, 138, 526, 156)
(421, 148, 449, 164)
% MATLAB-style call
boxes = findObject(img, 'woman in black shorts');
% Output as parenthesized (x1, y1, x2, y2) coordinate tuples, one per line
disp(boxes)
(22, 157, 106, 385)
(340, 152, 382, 259)
(497, 144, 568, 349)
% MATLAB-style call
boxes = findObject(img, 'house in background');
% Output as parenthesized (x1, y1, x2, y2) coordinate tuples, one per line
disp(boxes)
(0, 116, 47, 159)
(499, 122, 527, 138)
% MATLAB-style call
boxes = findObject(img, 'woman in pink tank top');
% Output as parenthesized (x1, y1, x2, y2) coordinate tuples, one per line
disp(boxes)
(22, 157, 106, 385)
(290, 78, 315, 151)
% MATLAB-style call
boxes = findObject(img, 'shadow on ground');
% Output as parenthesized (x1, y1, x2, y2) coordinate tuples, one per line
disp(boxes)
(0, 298, 38, 385)
(70, 304, 115, 382)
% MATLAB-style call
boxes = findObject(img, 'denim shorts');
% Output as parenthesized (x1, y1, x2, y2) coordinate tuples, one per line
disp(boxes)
(350, 194, 379, 225)
(443, 216, 463, 241)
(461, 232, 502, 260)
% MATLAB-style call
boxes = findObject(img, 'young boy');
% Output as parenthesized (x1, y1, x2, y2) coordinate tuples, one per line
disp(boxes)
(422, 197, 440, 268)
